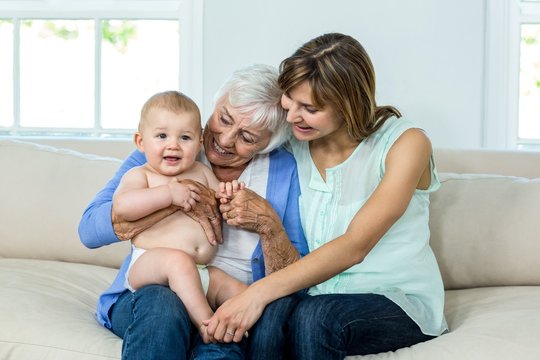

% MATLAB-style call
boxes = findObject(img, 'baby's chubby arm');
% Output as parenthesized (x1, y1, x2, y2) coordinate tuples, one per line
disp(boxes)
(113, 166, 200, 222)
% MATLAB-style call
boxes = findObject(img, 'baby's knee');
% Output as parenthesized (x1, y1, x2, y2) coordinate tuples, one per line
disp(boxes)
(161, 249, 197, 273)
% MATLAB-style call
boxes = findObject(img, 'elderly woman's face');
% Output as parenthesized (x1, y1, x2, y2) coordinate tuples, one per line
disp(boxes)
(203, 98, 271, 169)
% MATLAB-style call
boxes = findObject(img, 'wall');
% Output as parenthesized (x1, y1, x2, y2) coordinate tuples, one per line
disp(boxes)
(202, 0, 486, 149)
(19, 0, 487, 155)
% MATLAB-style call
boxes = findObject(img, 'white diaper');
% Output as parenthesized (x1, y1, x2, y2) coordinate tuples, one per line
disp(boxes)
(125, 246, 210, 294)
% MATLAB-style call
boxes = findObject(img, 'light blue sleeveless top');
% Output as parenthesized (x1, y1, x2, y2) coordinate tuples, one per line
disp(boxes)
(289, 117, 448, 336)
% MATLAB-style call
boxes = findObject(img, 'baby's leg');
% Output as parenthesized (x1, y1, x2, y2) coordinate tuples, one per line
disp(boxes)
(206, 266, 249, 340)
(206, 266, 248, 310)
(128, 248, 213, 331)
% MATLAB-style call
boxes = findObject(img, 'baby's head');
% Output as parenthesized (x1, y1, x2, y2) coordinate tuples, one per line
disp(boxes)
(139, 91, 201, 133)
(135, 91, 203, 176)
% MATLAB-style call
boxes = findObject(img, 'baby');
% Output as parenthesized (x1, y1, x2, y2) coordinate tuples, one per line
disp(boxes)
(113, 90, 246, 342)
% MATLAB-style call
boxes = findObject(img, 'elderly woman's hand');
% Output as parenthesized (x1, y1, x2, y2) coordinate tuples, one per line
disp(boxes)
(219, 188, 277, 235)
(176, 178, 223, 245)
(220, 187, 301, 274)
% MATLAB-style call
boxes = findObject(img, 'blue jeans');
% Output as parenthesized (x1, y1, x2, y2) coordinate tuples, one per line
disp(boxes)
(110, 285, 245, 360)
(288, 293, 435, 359)
(246, 293, 303, 360)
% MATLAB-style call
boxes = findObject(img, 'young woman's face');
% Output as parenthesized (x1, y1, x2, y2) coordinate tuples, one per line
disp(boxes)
(203, 98, 271, 169)
(281, 81, 345, 142)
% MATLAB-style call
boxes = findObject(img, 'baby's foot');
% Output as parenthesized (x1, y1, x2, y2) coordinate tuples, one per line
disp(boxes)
(198, 323, 212, 344)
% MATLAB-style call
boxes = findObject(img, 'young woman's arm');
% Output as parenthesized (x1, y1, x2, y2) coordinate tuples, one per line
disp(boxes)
(205, 129, 433, 342)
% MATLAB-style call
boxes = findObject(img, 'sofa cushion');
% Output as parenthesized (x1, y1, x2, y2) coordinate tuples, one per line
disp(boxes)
(429, 173, 540, 290)
(0, 258, 121, 359)
(0, 139, 129, 268)
(352, 286, 540, 360)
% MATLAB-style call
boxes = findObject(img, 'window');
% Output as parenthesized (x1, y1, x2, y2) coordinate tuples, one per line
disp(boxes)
(0, 0, 202, 138)
(518, 5, 540, 146)
(484, 0, 540, 149)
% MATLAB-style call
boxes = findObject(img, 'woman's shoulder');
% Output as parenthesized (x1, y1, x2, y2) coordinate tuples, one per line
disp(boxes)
(368, 117, 420, 150)
(378, 117, 416, 136)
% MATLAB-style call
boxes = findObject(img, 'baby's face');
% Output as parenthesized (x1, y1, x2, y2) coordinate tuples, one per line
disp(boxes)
(138, 108, 202, 176)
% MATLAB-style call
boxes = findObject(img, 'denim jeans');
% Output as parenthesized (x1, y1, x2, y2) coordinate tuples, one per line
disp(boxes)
(246, 293, 303, 360)
(110, 285, 245, 360)
(287, 293, 434, 360)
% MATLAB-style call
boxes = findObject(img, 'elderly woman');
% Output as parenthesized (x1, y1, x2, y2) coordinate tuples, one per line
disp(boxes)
(78, 64, 308, 360)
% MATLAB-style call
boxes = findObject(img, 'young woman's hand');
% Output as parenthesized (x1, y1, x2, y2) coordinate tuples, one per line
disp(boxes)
(203, 286, 266, 343)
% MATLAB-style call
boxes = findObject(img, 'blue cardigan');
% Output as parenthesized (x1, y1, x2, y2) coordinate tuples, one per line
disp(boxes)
(78, 147, 308, 328)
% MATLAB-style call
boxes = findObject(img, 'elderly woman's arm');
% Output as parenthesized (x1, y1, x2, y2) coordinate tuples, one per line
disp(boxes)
(79, 150, 146, 248)
(220, 154, 308, 274)
(79, 150, 222, 247)
(113, 179, 222, 244)
(221, 188, 301, 273)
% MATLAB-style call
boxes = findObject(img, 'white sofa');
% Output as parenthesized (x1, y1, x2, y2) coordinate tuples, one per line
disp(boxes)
(1, 138, 539, 360)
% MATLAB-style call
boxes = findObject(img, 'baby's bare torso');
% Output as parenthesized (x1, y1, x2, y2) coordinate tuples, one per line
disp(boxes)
(131, 162, 217, 264)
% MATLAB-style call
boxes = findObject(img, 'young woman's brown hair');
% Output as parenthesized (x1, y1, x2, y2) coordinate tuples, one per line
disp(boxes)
(278, 32, 401, 141)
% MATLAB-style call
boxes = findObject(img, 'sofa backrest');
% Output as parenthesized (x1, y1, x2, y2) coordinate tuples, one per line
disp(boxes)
(2, 139, 540, 289)
(430, 149, 540, 290)
(434, 148, 540, 178)
(0, 139, 129, 268)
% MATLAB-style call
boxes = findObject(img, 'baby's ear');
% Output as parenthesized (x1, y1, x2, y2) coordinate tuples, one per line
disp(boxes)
(134, 132, 144, 152)
(198, 134, 203, 150)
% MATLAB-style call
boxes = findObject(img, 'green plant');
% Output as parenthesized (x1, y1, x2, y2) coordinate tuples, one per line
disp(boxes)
(101, 20, 137, 52)
(523, 36, 538, 45)
(44, 21, 79, 40)
(1, 19, 137, 51)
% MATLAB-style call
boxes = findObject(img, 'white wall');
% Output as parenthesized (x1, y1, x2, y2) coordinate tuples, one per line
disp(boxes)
(202, 0, 486, 149)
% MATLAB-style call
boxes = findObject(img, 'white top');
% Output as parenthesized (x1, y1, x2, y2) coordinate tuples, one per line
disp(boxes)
(204, 154, 270, 284)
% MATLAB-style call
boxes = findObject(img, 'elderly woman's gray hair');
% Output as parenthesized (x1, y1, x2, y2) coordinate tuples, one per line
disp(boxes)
(213, 64, 290, 154)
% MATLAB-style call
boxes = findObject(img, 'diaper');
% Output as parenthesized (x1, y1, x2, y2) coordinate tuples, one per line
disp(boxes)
(125, 246, 210, 294)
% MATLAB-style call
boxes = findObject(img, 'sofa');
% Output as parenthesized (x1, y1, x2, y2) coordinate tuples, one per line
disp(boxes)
(1, 138, 539, 360)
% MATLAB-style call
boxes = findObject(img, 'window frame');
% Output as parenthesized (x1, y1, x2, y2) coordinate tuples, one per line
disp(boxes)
(0, 0, 202, 138)
(484, 0, 540, 149)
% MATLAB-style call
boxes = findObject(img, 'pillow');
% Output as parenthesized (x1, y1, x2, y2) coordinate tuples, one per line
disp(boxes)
(429, 172, 540, 290)
(0, 139, 130, 268)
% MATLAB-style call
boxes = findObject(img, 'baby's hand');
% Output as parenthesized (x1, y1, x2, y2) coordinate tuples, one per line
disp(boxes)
(168, 180, 201, 211)
(217, 180, 245, 204)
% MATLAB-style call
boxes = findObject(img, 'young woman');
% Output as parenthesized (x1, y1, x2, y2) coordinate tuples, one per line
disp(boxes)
(206, 33, 448, 359)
